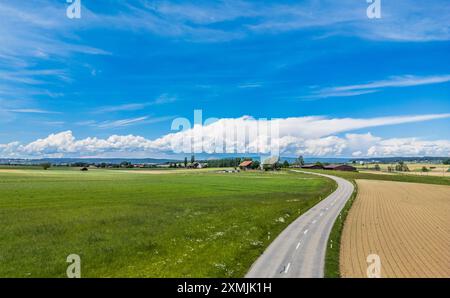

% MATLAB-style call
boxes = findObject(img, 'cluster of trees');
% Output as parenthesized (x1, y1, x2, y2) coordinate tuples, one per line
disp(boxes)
(207, 158, 258, 168)
(169, 163, 186, 168)
(395, 161, 410, 172)
(443, 159, 450, 165)
(386, 161, 410, 172)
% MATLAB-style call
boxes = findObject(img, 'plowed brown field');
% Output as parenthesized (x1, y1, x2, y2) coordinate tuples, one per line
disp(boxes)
(340, 180, 450, 278)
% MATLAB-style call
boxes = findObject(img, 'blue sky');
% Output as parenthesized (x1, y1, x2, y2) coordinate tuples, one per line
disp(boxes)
(0, 0, 449, 158)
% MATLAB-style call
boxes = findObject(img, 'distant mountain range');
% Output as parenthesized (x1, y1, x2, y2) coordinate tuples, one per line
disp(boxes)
(0, 158, 178, 165)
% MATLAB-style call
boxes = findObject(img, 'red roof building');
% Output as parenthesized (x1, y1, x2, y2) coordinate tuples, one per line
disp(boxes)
(239, 160, 253, 169)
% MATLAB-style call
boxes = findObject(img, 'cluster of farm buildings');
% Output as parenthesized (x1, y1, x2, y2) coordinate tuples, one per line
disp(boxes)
(238, 157, 357, 172)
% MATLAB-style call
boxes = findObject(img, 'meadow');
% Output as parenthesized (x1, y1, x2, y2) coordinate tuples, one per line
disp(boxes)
(0, 168, 335, 277)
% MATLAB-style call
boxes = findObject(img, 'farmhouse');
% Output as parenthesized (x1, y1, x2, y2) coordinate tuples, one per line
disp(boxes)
(261, 156, 279, 171)
(239, 160, 253, 170)
(323, 164, 357, 171)
(189, 162, 207, 169)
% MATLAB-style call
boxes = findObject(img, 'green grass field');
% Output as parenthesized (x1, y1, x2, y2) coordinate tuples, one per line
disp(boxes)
(0, 168, 335, 277)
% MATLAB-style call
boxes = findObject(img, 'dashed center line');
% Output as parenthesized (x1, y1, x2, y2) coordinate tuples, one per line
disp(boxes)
(285, 263, 291, 274)
(304, 229, 309, 235)
(296, 242, 301, 250)
(319, 212, 324, 217)
(312, 219, 317, 224)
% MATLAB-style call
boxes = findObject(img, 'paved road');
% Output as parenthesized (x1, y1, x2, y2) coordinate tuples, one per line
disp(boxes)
(246, 170, 354, 278)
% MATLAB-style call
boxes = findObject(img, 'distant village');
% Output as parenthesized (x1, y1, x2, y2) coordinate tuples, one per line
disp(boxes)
(1, 156, 449, 172)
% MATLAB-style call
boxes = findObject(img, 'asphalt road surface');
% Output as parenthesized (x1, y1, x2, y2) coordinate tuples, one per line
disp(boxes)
(246, 170, 354, 278)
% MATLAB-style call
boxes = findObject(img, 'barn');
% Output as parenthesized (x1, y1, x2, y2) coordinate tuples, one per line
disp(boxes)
(301, 164, 324, 170)
(239, 160, 253, 170)
(261, 156, 280, 171)
(323, 164, 357, 171)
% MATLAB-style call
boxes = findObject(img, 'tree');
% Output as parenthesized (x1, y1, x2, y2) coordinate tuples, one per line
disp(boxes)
(395, 162, 409, 172)
(236, 158, 241, 168)
(191, 155, 195, 163)
(41, 162, 51, 170)
(252, 160, 260, 170)
(374, 164, 381, 171)
(297, 155, 305, 166)
(283, 160, 290, 168)
(421, 166, 429, 172)
(184, 157, 188, 168)
(443, 159, 450, 165)
(315, 161, 323, 167)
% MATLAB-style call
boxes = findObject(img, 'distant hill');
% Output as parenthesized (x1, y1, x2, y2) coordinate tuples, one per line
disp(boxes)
(350, 156, 449, 163)
(0, 158, 178, 165)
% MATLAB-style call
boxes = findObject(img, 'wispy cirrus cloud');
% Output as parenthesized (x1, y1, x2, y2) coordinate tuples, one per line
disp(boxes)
(78, 115, 175, 129)
(2, 108, 60, 114)
(95, 0, 450, 43)
(152, 94, 178, 105)
(95, 103, 151, 114)
(96, 116, 150, 129)
(334, 75, 450, 92)
(304, 74, 450, 99)
(0, 1, 109, 65)
(95, 94, 179, 113)
(1, 0, 448, 68)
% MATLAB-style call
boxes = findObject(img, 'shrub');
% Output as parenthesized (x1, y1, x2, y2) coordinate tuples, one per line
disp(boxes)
(41, 163, 51, 170)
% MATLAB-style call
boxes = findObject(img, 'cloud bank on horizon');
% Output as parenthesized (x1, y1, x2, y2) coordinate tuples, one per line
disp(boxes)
(2, 113, 450, 158)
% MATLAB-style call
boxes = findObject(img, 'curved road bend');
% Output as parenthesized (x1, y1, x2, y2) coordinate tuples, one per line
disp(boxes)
(246, 170, 354, 278)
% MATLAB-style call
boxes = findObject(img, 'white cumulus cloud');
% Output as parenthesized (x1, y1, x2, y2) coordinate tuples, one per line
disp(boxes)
(1, 113, 450, 158)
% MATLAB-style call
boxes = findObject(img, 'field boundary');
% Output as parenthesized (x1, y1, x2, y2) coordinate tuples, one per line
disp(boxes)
(324, 180, 357, 278)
